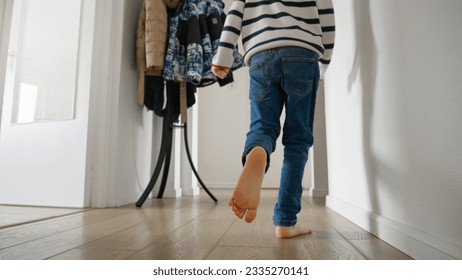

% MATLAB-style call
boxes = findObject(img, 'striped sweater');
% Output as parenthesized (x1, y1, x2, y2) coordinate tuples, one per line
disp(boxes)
(212, 0, 335, 77)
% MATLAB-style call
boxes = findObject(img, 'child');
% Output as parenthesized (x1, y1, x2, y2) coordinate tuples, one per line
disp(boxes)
(212, 0, 335, 239)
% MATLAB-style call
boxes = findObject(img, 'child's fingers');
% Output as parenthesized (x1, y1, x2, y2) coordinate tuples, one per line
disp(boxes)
(212, 66, 230, 79)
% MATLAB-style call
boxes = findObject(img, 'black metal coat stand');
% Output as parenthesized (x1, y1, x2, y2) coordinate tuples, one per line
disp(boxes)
(136, 82, 217, 207)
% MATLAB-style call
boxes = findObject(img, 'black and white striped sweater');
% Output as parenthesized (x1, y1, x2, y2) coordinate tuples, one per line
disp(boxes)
(212, 0, 335, 77)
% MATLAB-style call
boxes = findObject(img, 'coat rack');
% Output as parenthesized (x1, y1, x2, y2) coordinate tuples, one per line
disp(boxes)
(136, 82, 218, 207)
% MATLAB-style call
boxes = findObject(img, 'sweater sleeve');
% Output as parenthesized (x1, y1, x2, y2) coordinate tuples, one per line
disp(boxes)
(317, 0, 335, 78)
(212, 0, 245, 69)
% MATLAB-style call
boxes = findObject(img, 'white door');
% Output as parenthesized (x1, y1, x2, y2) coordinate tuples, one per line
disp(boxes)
(0, 0, 93, 207)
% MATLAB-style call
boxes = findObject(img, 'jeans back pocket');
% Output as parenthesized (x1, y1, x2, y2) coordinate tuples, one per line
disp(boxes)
(282, 57, 317, 96)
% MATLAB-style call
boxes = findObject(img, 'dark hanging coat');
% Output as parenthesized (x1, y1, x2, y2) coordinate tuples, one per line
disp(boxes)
(163, 0, 244, 87)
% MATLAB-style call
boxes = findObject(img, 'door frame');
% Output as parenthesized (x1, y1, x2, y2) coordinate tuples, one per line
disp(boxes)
(0, 0, 14, 134)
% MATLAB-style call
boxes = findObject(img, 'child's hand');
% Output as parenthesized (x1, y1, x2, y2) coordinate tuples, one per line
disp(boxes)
(212, 65, 230, 79)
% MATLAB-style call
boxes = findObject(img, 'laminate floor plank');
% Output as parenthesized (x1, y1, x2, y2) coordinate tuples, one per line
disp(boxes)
(219, 194, 342, 248)
(0, 195, 199, 250)
(0, 208, 132, 250)
(0, 207, 162, 260)
(218, 218, 279, 248)
(46, 195, 219, 260)
(303, 196, 377, 242)
(0, 205, 85, 229)
(217, 192, 302, 245)
(303, 196, 413, 259)
(349, 239, 412, 260)
(280, 198, 367, 260)
(125, 218, 235, 260)
(76, 198, 217, 252)
(125, 200, 235, 260)
(280, 237, 366, 260)
(206, 246, 283, 260)
(303, 197, 376, 240)
(48, 248, 137, 260)
(0, 189, 412, 260)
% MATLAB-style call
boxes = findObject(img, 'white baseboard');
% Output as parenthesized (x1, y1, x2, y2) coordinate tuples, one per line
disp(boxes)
(115, 188, 181, 207)
(326, 195, 460, 260)
(203, 182, 235, 189)
(115, 192, 144, 207)
(308, 187, 328, 197)
(181, 186, 200, 196)
(204, 182, 282, 189)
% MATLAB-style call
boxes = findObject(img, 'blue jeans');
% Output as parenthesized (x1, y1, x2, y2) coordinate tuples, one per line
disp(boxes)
(243, 47, 320, 227)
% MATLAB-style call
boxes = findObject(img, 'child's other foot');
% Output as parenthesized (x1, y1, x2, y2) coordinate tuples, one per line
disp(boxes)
(275, 226, 312, 239)
(229, 146, 266, 223)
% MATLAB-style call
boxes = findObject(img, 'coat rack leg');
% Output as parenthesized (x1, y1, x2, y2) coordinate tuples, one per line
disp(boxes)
(156, 125, 173, 198)
(136, 86, 175, 207)
(170, 121, 217, 203)
(183, 123, 217, 203)
(179, 82, 217, 202)
(137, 81, 217, 207)
(135, 121, 169, 207)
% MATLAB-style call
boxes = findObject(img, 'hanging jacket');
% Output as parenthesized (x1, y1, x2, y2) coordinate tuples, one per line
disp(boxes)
(136, 0, 181, 106)
(163, 0, 244, 87)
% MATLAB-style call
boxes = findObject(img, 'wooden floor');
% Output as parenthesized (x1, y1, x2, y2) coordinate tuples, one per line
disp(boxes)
(0, 205, 86, 229)
(0, 189, 412, 260)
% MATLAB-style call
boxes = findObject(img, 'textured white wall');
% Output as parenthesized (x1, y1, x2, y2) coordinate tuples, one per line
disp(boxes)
(325, 0, 462, 259)
(113, 0, 156, 205)
(84, 0, 155, 207)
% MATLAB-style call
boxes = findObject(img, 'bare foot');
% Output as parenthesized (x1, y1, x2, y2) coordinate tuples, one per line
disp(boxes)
(275, 226, 312, 239)
(229, 146, 266, 223)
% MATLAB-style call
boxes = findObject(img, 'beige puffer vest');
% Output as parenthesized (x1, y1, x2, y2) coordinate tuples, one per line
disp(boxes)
(136, 0, 181, 106)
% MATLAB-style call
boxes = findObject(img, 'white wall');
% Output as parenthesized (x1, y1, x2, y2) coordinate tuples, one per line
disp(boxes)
(85, 0, 157, 207)
(325, 0, 462, 259)
(114, 0, 155, 205)
(88, 0, 191, 206)
(197, 0, 313, 190)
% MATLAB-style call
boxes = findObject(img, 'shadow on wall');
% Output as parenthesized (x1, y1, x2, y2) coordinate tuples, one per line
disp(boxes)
(347, 0, 413, 233)
(332, 0, 462, 258)
(347, 0, 380, 228)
